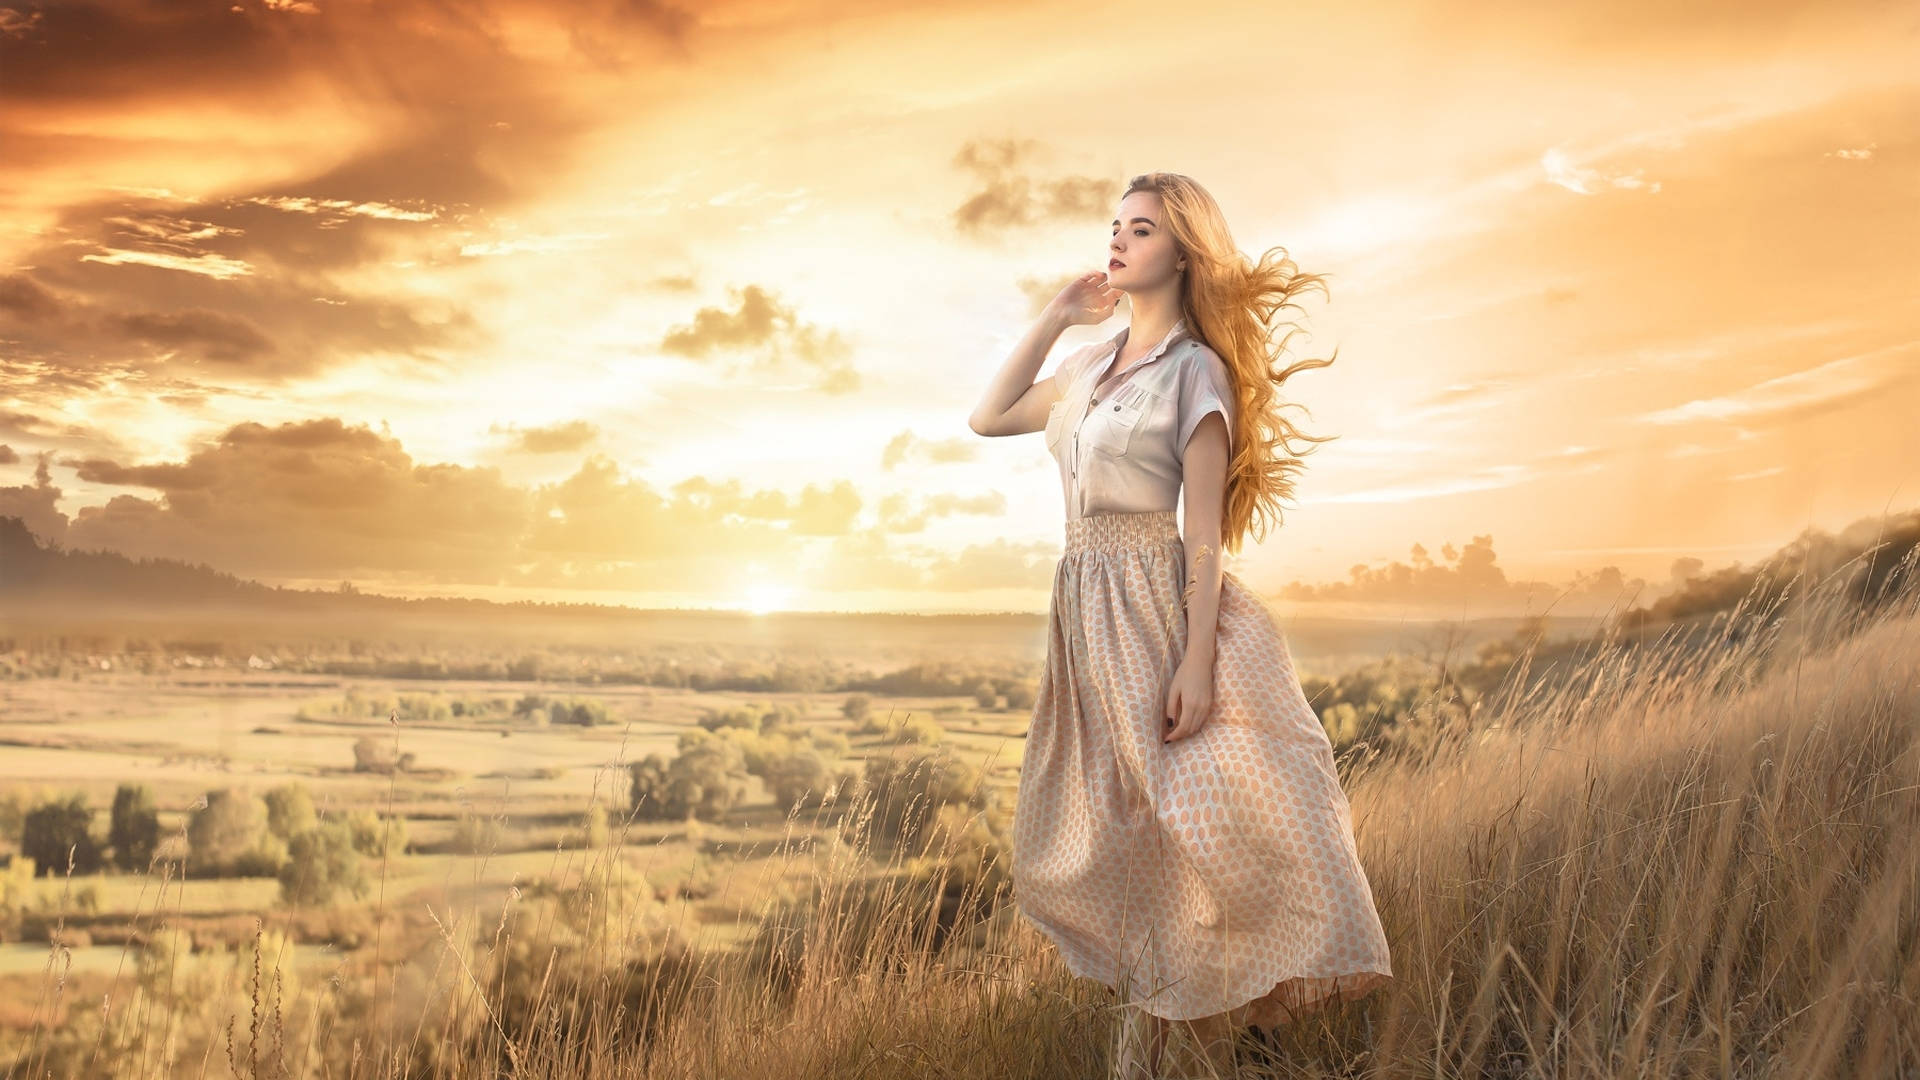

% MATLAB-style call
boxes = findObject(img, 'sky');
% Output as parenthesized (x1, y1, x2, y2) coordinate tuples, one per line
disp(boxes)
(1, 0, 1915, 617)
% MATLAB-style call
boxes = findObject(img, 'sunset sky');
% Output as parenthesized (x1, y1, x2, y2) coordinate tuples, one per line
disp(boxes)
(1, 0, 1915, 616)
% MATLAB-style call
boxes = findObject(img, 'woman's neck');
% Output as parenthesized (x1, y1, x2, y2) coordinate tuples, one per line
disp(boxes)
(1124, 291, 1183, 356)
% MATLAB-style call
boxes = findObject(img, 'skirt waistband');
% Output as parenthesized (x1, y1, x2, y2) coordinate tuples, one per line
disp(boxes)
(1064, 510, 1180, 555)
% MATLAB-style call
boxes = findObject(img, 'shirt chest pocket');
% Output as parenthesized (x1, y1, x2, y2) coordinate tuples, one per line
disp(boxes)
(1085, 383, 1154, 456)
(1044, 399, 1070, 451)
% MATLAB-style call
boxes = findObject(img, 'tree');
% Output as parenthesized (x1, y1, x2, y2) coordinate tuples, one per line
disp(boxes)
(449, 810, 504, 855)
(188, 789, 283, 877)
(891, 714, 945, 745)
(697, 706, 760, 733)
(352, 736, 409, 774)
(0, 788, 39, 849)
(22, 793, 102, 877)
(570, 802, 613, 849)
(344, 809, 408, 859)
(278, 821, 367, 906)
(549, 698, 608, 727)
(841, 694, 872, 725)
(628, 732, 750, 822)
(108, 784, 161, 871)
(855, 748, 990, 851)
(763, 750, 835, 812)
(263, 783, 317, 840)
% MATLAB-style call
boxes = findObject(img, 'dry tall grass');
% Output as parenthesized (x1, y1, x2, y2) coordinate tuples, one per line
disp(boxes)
(9, 546, 1918, 1079)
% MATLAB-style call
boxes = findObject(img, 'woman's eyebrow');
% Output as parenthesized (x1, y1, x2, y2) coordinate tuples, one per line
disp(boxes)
(1111, 216, 1157, 227)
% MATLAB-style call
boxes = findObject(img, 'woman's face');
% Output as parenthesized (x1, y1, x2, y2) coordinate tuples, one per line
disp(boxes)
(1107, 190, 1179, 293)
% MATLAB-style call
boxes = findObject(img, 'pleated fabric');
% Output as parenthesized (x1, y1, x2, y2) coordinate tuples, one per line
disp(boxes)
(1012, 509, 1393, 1031)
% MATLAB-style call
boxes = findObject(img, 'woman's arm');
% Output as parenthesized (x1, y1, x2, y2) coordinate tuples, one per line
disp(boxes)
(967, 309, 1076, 437)
(1178, 412, 1231, 663)
(969, 272, 1121, 437)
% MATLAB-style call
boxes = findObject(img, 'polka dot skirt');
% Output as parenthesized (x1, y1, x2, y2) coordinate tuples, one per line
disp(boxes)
(1012, 509, 1393, 1028)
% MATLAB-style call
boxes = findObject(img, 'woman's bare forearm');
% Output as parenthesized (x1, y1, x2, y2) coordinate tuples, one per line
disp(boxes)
(1179, 419, 1232, 661)
(1181, 516, 1224, 663)
(968, 307, 1074, 435)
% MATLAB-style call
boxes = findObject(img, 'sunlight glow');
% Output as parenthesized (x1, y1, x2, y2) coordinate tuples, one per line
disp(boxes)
(1291, 194, 1435, 256)
(744, 581, 793, 615)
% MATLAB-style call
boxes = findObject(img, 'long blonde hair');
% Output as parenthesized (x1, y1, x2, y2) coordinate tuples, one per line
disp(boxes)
(1126, 171, 1337, 556)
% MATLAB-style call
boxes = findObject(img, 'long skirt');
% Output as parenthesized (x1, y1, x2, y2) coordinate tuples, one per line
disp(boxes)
(1012, 508, 1393, 1038)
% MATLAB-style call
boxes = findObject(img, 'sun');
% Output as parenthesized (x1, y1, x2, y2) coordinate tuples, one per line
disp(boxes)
(743, 581, 793, 615)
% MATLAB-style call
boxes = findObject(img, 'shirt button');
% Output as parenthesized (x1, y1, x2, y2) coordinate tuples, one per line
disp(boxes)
(1112, 403, 1121, 411)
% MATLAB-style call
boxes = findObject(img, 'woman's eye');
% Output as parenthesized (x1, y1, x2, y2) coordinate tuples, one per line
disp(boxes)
(1134, 229, 1148, 237)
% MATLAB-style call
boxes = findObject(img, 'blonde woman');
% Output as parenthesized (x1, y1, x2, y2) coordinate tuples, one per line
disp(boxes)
(969, 172, 1392, 1078)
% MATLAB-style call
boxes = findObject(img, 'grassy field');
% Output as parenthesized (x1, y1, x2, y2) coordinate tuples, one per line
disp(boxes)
(1, 550, 1916, 1077)
(0, 672, 1035, 1058)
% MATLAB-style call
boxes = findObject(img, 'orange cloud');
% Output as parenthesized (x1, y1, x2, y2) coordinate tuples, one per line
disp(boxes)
(494, 419, 601, 454)
(659, 284, 860, 394)
(951, 138, 1119, 237)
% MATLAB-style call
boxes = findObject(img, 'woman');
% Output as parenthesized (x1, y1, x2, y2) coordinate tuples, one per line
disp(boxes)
(968, 172, 1393, 1078)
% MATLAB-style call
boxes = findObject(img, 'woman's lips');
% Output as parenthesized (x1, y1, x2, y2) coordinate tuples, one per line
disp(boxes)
(1109, 260, 1125, 269)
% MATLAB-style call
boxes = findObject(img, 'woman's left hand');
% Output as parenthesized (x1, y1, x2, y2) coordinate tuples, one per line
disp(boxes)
(1163, 653, 1215, 743)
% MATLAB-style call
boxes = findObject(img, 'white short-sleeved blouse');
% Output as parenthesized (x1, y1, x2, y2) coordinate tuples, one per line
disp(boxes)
(1044, 317, 1236, 521)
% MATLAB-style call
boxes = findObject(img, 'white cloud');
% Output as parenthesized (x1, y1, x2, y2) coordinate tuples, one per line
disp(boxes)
(1541, 147, 1663, 195)
(1638, 340, 1918, 425)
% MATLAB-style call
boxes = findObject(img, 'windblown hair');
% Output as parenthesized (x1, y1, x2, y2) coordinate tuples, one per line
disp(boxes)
(1124, 171, 1337, 556)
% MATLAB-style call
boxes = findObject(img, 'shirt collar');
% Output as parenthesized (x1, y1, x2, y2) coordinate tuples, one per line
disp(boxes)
(1100, 316, 1190, 372)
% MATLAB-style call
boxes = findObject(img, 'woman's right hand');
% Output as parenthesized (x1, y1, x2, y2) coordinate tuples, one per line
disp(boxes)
(1047, 271, 1124, 327)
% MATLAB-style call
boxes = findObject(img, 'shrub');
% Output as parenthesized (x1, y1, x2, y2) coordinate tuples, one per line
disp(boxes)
(502, 864, 671, 964)
(0, 855, 37, 939)
(759, 703, 807, 735)
(352, 735, 393, 773)
(696, 706, 761, 733)
(449, 810, 504, 855)
(851, 748, 992, 852)
(449, 695, 515, 719)
(481, 863, 684, 1041)
(188, 789, 285, 877)
(567, 802, 613, 849)
(711, 726, 791, 776)
(351, 736, 414, 774)
(395, 692, 452, 724)
(972, 680, 998, 709)
(21, 793, 102, 877)
(512, 693, 550, 724)
(841, 694, 872, 725)
(278, 820, 367, 906)
(809, 729, 851, 758)
(547, 697, 609, 727)
(109, 783, 161, 871)
(893, 714, 945, 745)
(344, 809, 408, 859)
